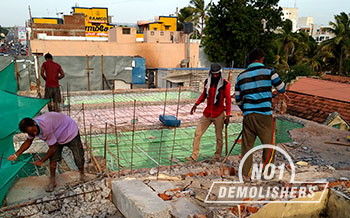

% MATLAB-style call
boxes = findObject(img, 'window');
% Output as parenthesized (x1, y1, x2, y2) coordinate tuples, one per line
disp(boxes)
(153, 28, 157, 31)
(165, 26, 170, 30)
(151, 31, 155, 35)
(122, 28, 131, 34)
(160, 31, 164, 36)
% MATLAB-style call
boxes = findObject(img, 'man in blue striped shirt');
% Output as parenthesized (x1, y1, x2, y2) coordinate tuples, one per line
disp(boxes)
(235, 48, 285, 178)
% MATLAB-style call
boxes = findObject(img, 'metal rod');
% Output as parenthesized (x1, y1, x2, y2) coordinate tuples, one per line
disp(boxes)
(82, 103, 87, 147)
(136, 145, 159, 165)
(101, 55, 104, 90)
(157, 87, 168, 179)
(104, 122, 107, 160)
(130, 99, 136, 174)
(170, 86, 181, 173)
(67, 83, 70, 117)
(112, 90, 121, 177)
(14, 56, 20, 90)
(86, 55, 90, 91)
(35, 55, 41, 98)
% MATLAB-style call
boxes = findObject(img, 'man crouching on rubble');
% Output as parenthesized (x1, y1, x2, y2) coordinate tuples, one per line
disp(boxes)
(8, 112, 88, 192)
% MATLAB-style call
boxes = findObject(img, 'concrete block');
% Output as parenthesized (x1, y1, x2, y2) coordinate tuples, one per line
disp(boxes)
(148, 181, 176, 193)
(171, 197, 201, 218)
(112, 180, 171, 218)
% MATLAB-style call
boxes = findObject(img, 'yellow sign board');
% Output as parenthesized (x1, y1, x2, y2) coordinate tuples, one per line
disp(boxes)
(32, 18, 60, 24)
(73, 7, 114, 37)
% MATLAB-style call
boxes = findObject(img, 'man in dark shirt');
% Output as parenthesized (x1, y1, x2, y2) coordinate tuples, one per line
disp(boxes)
(41, 53, 65, 112)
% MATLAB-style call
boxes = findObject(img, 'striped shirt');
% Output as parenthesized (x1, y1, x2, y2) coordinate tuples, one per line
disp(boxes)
(235, 63, 285, 116)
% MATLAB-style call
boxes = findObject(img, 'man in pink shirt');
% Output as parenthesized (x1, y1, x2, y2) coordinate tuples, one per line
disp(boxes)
(41, 53, 65, 112)
(8, 112, 86, 192)
(186, 63, 231, 162)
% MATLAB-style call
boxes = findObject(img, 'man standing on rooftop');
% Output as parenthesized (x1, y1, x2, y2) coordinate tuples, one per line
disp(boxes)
(186, 63, 231, 162)
(235, 48, 286, 179)
(41, 53, 65, 112)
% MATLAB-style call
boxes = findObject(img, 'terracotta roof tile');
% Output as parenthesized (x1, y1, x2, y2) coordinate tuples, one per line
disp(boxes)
(277, 91, 350, 124)
(289, 77, 350, 102)
(322, 74, 350, 84)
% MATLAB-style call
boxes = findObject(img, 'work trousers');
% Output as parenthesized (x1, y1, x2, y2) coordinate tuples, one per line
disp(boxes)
(241, 113, 275, 176)
(191, 112, 225, 160)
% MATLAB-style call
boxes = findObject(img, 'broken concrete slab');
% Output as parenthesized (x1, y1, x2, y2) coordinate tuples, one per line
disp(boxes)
(6, 171, 94, 206)
(148, 180, 176, 193)
(251, 190, 328, 218)
(171, 197, 202, 218)
(112, 180, 171, 218)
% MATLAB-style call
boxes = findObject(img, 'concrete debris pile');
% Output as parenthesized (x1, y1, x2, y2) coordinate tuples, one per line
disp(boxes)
(2, 178, 118, 218)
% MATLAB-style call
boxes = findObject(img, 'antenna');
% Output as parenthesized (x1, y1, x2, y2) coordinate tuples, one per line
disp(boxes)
(294, 0, 297, 8)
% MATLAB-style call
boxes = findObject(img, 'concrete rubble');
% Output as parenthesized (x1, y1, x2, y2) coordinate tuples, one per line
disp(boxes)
(2, 115, 350, 217)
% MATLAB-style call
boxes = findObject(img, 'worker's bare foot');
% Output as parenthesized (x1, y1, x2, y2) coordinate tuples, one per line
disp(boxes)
(185, 156, 196, 162)
(80, 174, 89, 182)
(45, 183, 56, 192)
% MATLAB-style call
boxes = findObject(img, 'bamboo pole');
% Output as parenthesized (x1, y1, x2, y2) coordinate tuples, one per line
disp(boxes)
(101, 55, 104, 90)
(130, 100, 136, 174)
(157, 87, 168, 179)
(170, 87, 181, 173)
(86, 55, 90, 91)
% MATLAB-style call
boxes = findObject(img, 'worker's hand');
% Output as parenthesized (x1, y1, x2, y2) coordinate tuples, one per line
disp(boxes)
(190, 105, 197, 115)
(33, 160, 44, 166)
(224, 116, 230, 125)
(7, 154, 18, 161)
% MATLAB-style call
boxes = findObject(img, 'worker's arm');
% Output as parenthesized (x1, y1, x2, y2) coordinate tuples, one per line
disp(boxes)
(271, 70, 285, 93)
(234, 80, 244, 111)
(191, 81, 207, 114)
(33, 144, 57, 166)
(7, 138, 34, 161)
(58, 67, 65, 80)
(40, 64, 46, 81)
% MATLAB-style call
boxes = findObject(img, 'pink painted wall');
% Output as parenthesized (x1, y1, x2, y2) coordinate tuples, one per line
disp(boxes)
(31, 39, 199, 68)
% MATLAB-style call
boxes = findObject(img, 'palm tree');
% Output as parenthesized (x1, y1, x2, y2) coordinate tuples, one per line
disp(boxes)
(321, 12, 350, 75)
(273, 19, 299, 69)
(178, 7, 193, 31)
(187, 0, 212, 39)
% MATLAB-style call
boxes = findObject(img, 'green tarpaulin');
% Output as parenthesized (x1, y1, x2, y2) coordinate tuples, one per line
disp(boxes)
(0, 62, 17, 93)
(0, 90, 48, 206)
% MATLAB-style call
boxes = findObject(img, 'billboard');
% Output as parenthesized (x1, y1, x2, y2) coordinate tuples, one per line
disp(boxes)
(73, 7, 114, 37)
(32, 18, 62, 24)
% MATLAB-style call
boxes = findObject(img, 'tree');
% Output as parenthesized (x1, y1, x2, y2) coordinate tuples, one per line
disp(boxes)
(184, 0, 212, 39)
(321, 12, 350, 75)
(178, 6, 193, 31)
(202, 0, 283, 67)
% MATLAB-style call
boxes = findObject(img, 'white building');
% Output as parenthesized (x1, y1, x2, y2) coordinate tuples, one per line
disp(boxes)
(282, 7, 299, 32)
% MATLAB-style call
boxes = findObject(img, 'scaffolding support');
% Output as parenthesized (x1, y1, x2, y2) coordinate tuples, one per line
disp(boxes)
(157, 87, 168, 180)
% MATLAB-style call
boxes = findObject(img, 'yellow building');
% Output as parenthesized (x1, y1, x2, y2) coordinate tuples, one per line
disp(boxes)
(138, 16, 177, 33)
(72, 7, 114, 37)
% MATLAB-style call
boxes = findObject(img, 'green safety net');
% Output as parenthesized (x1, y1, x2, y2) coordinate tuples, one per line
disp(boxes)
(90, 118, 303, 170)
(0, 90, 49, 206)
(0, 62, 17, 93)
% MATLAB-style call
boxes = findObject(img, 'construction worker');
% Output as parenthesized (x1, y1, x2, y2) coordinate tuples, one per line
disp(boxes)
(7, 112, 87, 192)
(186, 63, 231, 162)
(235, 48, 286, 180)
(41, 53, 65, 112)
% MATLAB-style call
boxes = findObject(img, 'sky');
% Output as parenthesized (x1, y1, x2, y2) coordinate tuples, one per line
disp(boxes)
(0, 0, 349, 27)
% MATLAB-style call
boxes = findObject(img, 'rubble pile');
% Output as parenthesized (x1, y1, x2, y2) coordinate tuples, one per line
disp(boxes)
(2, 178, 119, 218)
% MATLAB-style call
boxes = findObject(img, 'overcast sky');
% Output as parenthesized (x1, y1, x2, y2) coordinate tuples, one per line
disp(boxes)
(1, 0, 349, 27)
